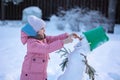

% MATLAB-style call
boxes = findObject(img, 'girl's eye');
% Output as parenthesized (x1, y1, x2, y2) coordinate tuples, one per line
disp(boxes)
(41, 27, 44, 30)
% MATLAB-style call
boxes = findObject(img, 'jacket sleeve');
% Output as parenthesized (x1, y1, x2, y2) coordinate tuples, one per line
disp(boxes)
(27, 39, 64, 54)
(46, 33, 69, 44)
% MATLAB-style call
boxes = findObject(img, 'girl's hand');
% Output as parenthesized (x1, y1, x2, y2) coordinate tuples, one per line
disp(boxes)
(63, 36, 73, 44)
(70, 33, 82, 41)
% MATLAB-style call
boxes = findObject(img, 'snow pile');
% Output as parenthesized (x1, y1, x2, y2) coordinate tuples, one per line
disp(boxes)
(22, 6, 42, 23)
(114, 24, 120, 34)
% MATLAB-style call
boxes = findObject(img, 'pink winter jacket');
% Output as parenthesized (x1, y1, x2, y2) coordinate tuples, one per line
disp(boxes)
(20, 31, 68, 80)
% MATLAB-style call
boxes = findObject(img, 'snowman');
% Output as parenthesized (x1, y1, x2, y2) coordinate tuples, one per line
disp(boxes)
(57, 26, 109, 80)
(57, 36, 91, 80)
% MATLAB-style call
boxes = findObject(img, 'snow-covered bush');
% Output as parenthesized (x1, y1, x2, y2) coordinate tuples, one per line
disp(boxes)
(22, 6, 42, 23)
(50, 14, 66, 30)
(50, 7, 109, 32)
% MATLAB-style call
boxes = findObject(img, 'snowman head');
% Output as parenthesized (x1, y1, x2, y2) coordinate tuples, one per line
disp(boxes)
(74, 36, 90, 54)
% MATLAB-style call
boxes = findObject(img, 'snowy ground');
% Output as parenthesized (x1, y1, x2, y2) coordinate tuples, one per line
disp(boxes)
(0, 21, 120, 80)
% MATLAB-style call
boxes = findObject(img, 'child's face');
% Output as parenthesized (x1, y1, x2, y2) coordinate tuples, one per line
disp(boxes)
(38, 27, 45, 37)
(38, 27, 45, 34)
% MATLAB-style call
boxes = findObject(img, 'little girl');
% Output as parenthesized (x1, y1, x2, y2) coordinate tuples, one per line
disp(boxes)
(20, 15, 80, 80)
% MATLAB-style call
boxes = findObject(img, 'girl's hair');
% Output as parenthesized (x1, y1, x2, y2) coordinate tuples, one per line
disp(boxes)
(28, 33, 46, 40)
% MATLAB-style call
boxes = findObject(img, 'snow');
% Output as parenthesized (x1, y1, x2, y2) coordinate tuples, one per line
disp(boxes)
(114, 24, 120, 34)
(0, 21, 120, 80)
(87, 35, 120, 80)
(22, 7, 42, 23)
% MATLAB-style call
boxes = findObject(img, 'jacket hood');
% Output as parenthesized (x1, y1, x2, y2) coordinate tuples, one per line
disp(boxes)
(22, 23, 37, 36)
